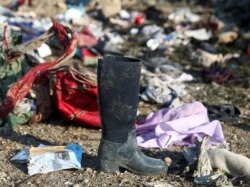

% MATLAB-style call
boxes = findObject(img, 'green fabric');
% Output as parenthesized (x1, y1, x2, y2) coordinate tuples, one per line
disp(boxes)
(0, 55, 31, 98)
(0, 31, 33, 128)
(6, 111, 34, 128)
(84, 56, 98, 66)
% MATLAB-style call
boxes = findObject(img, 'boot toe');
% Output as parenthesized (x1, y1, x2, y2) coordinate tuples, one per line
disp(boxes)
(124, 149, 168, 175)
(152, 159, 168, 172)
(143, 157, 168, 174)
(132, 157, 168, 175)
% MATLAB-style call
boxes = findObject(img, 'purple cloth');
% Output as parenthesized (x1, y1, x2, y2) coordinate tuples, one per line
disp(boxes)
(136, 101, 224, 148)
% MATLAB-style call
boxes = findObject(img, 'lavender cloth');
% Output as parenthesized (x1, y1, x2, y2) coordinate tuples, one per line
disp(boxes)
(136, 101, 224, 148)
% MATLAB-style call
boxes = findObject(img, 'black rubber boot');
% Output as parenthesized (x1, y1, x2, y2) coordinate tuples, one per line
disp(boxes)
(97, 56, 167, 175)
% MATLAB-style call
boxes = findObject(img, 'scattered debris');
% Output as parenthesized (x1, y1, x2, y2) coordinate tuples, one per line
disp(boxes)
(192, 49, 240, 67)
(144, 181, 181, 187)
(183, 137, 250, 186)
(184, 28, 212, 41)
(0, 0, 249, 186)
(218, 31, 238, 44)
(208, 147, 250, 181)
(99, 0, 121, 18)
(11, 146, 29, 162)
(168, 8, 201, 24)
(12, 144, 83, 175)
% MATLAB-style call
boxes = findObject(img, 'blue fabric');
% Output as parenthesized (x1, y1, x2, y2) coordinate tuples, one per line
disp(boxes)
(8, 20, 45, 41)
(65, 144, 83, 164)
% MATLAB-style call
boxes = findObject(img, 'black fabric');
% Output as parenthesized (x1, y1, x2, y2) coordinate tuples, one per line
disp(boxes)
(97, 56, 141, 143)
(203, 103, 241, 121)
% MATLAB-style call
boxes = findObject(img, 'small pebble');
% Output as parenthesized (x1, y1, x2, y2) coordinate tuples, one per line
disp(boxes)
(164, 157, 172, 167)
(64, 181, 73, 185)
(233, 134, 238, 141)
(84, 179, 89, 183)
(86, 168, 92, 172)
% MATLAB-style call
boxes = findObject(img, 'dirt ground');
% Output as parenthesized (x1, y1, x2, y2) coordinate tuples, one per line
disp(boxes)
(0, 83, 249, 187)
(0, 0, 250, 187)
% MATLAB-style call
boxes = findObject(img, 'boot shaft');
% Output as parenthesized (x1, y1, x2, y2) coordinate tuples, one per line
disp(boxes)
(97, 56, 141, 143)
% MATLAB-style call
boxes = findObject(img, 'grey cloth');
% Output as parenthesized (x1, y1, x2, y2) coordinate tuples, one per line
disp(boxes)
(208, 148, 250, 181)
(140, 73, 187, 106)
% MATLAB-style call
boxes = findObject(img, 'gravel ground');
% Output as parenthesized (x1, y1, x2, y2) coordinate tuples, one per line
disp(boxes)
(0, 0, 250, 186)
(0, 82, 250, 187)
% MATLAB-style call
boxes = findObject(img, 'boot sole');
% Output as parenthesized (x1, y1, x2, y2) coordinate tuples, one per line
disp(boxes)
(99, 159, 167, 176)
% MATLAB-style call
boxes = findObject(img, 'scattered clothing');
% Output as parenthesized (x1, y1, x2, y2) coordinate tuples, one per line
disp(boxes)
(183, 137, 250, 186)
(140, 75, 185, 106)
(192, 48, 239, 67)
(218, 31, 238, 44)
(168, 8, 201, 24)
(0, 19, 77, 127)
(136, 101, 224, 148)
(140, 68, 192, 106)
(184, 28, 211, 41)
(143, 57, 183, 74)
(201, 64, 236, 84)
(203, 103, 241, 121)
(77, 26, 98, 47)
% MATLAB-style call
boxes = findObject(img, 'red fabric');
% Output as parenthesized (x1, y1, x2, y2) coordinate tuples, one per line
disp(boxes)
(77, 26, 97, 47)
(0, 19, 77, 118)
(17, 0, 32, 6)
(17, 0, 25, 6)
(81, 47, 96, 58)
(52, 70, 101, 127)
(134, 15, 144, 25)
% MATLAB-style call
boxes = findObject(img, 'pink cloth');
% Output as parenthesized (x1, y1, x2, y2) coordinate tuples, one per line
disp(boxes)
(77, 27, 97, 47)
(136, 101, 224, 148)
